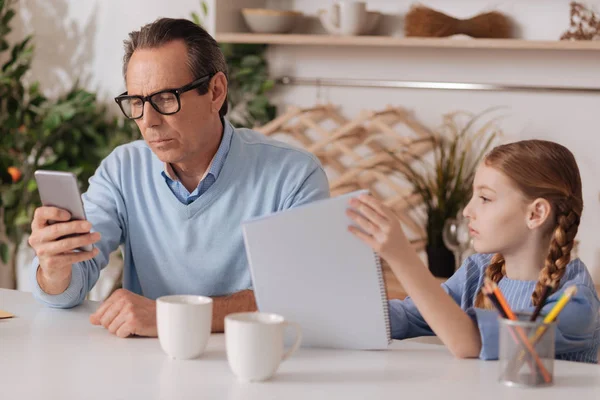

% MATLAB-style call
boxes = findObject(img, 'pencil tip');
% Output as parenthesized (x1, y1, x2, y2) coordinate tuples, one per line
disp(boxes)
(565, 285, 578, 297)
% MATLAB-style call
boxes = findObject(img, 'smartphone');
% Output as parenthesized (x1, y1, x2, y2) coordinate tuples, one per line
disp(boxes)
(34, 170, 94, 252)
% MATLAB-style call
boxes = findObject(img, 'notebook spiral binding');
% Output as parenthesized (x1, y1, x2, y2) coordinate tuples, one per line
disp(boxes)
(374, 253, 392, 344)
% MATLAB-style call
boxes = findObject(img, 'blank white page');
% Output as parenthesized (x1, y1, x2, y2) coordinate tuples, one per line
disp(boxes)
(242, 190, 390, 350)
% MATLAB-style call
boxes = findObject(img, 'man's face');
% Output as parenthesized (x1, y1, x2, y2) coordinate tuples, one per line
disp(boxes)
(125, 40, 220, 164)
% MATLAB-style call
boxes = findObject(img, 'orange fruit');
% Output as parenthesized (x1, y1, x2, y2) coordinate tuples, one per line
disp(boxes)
(7, 167, 22, 183)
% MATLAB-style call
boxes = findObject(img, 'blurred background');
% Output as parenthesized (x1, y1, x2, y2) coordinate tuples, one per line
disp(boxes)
(1, 0, 599, 299)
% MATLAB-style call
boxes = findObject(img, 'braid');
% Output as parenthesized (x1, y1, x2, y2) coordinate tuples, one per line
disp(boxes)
(474, 253, 506, 309)
(477, 139, 584, 309)
(532, 199, 581, 305)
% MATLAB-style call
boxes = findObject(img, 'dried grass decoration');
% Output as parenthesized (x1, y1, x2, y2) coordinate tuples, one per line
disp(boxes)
(560, 2, 600, 41)
(404, 4, 514, 38)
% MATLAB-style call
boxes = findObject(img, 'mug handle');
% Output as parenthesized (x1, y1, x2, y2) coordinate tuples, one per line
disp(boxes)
(282, 321, 302, 362)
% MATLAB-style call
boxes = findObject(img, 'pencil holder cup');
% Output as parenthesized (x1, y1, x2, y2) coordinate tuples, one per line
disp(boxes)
(498, 312, 556, 387)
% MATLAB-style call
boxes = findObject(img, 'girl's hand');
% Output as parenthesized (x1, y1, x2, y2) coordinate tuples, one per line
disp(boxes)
(346, 193, 412, 262)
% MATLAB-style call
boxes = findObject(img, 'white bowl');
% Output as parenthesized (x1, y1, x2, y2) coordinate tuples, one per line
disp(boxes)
(241, 9, 302, 34)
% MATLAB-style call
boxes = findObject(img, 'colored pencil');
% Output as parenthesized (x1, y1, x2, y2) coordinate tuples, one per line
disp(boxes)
(512, 286, 578, 365)
(486, 278, 552, 383)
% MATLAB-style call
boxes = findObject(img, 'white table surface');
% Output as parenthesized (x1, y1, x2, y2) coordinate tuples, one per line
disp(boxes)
(1, 288, 598, 400)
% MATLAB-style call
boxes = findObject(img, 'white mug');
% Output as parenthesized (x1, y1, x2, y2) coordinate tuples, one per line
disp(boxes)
(225, 312, 302, 382)
(156, 295, 213, 360)
(338, 1, 368, 35)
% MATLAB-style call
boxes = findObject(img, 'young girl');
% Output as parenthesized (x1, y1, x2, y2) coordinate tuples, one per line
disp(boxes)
(347, 139, 600, 363)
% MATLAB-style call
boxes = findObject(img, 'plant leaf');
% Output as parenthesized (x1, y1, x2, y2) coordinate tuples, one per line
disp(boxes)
(261, 79, 274, 93)
(26, 178, 37, 192)
(1, 190, 16, 207)
(14, 208, 30, 226)
(191, 12, 201, 26)
(0, 242, 9, 264)
(1, 9, 14, 26)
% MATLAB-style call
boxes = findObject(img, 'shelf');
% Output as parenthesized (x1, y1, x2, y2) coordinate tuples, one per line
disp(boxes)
(215, 33, 600, 51)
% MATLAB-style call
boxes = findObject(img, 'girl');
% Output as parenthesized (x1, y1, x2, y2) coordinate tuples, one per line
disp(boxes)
(347, 139, 600, 363)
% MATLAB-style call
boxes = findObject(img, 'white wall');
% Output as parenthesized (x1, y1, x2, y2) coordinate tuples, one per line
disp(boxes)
(266, 0, 600, 281)
(10, 0, 600, 281)
(12, 0, 205, 101)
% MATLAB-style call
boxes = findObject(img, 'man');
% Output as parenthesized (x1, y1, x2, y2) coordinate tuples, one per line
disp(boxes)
(27, 18, 329, 337)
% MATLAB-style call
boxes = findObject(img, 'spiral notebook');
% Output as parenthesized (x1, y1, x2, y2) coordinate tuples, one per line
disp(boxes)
(241, 190, 391, 350)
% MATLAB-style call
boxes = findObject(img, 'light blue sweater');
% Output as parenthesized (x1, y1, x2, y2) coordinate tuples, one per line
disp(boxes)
(389, 253, 600, 363)
(31, 120, 330, 308)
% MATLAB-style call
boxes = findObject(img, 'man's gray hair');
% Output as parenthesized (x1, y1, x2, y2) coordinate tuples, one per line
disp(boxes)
(122, 18, 228, 117)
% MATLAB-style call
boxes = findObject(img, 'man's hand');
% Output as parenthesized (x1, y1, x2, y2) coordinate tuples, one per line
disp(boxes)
(91, 288, 258, 337)
(29, 206, 100, 295)
(90, 289, 157, 338)
(211, 289, 257, 332)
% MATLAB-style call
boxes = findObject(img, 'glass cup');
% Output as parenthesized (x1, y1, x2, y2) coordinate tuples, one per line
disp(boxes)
(498, 313, 556, 387)
(442, 217, 472, 269)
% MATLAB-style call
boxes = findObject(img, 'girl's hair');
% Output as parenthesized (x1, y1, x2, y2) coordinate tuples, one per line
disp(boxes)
(474, 140, 583, 309)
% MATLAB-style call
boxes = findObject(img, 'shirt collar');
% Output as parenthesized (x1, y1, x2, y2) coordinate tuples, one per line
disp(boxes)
(162, 118, 233, 183)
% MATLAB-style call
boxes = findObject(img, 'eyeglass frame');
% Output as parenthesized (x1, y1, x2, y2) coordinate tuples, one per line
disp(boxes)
(114, 74, 212, 120)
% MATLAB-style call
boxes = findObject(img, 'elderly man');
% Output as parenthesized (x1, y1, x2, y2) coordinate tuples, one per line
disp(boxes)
(27, 18, 329, 336)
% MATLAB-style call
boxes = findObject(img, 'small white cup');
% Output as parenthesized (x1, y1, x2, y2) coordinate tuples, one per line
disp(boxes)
(338, 1, 368, 35)
(225, 312, 302, 382)
(156, 295, 213, 360)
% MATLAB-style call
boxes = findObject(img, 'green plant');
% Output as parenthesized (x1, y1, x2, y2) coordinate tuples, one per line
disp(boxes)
(383, 108, 502, 249)
(0, 0, 138, 287)
(191, 1, 277, 128)
(219, 42, 276, 128)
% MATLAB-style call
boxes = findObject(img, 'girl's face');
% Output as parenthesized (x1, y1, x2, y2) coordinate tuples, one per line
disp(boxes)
(462, 164, 534, 254)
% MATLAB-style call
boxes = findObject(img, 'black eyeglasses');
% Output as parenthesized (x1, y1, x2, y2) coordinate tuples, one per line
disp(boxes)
(114, 75, 211, 120)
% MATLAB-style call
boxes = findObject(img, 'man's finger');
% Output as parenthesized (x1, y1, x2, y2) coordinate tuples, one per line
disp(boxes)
(107, 307, 131, 335)
(32, 207, 72, 229)
(40, 248, 99, 273)
(99, 300, 125, 329)
(90, 291, 122, 325)
(115, 322, 134, 338)
(45, 232, 101, 255)
(40, 220, 92, 242)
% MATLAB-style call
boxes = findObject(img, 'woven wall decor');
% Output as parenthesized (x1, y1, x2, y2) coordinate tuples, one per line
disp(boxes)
(256, 104, 437, 251)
